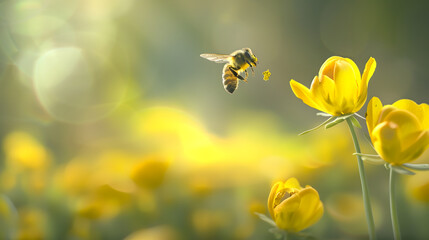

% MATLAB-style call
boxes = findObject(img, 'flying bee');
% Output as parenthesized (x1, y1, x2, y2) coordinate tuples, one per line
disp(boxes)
(200, 48, 258, 94)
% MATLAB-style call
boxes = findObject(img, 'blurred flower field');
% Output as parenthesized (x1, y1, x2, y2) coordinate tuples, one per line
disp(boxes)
(1, 0, 429, 239)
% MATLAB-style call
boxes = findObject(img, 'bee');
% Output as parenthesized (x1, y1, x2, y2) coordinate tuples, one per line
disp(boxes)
(200, 48, 258, 93)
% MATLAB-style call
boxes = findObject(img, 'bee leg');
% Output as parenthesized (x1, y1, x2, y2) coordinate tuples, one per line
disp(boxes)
(229, 66, 245, 81)
(246, 61, 255, 75)
(242, 69, 248, 83)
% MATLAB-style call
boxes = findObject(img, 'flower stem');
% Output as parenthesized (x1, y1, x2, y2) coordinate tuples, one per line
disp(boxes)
(346, 118, 376, 240)
(284, 231, 289, 240)
(389, 167, 401, 240)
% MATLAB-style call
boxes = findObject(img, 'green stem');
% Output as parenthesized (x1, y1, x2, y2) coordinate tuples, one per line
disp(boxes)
(390, 167, 401, 240)
(346, 118, 376, 240)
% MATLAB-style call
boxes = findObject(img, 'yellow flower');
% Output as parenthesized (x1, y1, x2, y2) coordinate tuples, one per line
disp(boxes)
(366, 97, 429, 165)
(267, 178, 323, 232)
(290, 56, 376, 116)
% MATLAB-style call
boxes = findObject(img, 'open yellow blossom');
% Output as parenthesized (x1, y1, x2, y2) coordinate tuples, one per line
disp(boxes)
(366, 97, 429, 165)
(290, 56, 376, 116)
(268, 178, 323, 232)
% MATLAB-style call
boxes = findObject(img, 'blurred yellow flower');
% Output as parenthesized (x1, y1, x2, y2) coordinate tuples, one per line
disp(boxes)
(124, 226, 179, 240)
(3, 131, 50, 170)
(290, 56, 376, 116)
(76, 184, 131, 219)
(59, 157, 96, 195)
(267, 178, 323, 232)
(188, 179, 213, 198)
(366, 97, 429, 165)
(407, 173, 429, 202)
(130, 155, 170, 190)
(16, 208, 47, 240)
(192, 209, 230, 237)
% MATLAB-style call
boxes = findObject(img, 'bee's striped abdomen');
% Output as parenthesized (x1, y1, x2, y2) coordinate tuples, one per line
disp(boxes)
(222, 64, 238, 94)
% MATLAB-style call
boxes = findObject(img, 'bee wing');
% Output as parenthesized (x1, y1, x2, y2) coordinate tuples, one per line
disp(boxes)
(200, 53, 231, 63)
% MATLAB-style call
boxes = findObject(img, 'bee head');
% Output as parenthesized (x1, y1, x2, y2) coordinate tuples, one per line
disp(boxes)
(243, 48, 258, 66)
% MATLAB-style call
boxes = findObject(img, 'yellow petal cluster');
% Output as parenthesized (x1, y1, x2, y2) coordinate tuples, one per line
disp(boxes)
(267, 178, 323, 232)
(290, 56, 376, 116)
(366, 97, 429, 165)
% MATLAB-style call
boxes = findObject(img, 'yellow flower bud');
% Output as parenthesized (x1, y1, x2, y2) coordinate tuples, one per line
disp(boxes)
(290, 56, 376, 116)
(366, 97, 429, 165)
(267, 178, 323, 232)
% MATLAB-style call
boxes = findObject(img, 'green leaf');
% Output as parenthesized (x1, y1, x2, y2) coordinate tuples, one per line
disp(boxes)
(350, 116, 362, 128)
(391, 165, 415, 175)
(299, 116, 335, 135)
(325, 118, 344, 129)
(254, 212, 277, 227)
(403, 163, 429, 171)
(324, 114, 354, 129)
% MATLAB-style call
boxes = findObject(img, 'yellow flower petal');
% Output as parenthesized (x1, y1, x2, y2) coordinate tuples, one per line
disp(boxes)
(268, 181, 282, 218)
(311, 75, 338, 115)
(356, 58, 376, 112)
(290, 79, 322, 111)
(343, 58, 363, 86)
(399, 131, 429, 164)
(274, 191, 302, 231)
(366, 97, 383, 137)
(393, 99, 429, 130)
(372, 122, 402, 163)
(360, 57, 376, 94)
(332, 59, 359, 109)
(383, 109, 422, 142)
(283, 177, 302, 190)
(318, 56, 340, 79)
(291, 187, 324, 232)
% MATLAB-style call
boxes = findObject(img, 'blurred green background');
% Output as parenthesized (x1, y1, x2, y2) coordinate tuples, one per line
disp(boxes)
(0, 0, 428, 239)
